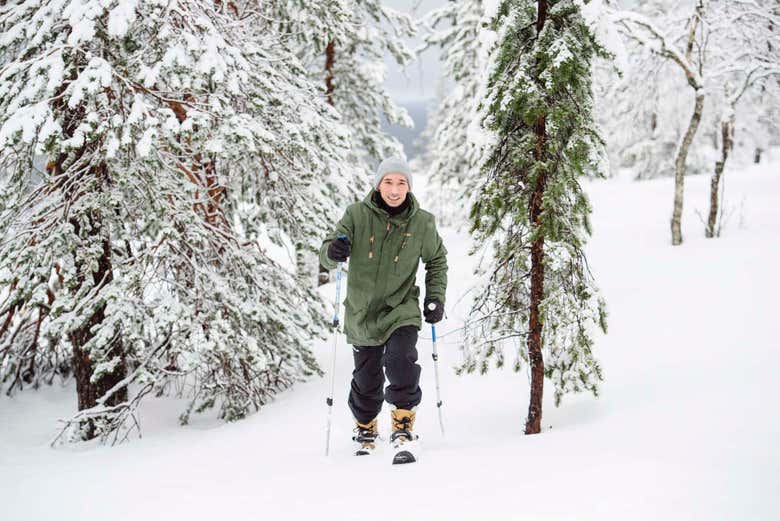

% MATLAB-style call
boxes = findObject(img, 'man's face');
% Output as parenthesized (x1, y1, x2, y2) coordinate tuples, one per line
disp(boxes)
(378, 172, 410, 208)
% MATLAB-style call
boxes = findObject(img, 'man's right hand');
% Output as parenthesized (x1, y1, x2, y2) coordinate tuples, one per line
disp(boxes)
(327, 236, 351, 263)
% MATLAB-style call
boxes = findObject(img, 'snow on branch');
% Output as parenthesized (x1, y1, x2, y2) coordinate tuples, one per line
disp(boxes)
(611, 9, 704, 89)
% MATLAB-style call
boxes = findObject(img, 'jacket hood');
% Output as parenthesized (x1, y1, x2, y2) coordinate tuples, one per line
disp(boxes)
(362, 189, 420, 224)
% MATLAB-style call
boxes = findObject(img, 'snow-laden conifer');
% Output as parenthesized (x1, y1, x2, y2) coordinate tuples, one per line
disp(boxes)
(0, 0, 350, 441)
(461, 0, 608, 434)
(327, 0, 415, 163)
(269, 0, 414, 182)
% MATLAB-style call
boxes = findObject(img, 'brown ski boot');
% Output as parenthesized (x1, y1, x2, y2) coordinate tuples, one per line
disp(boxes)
(390, 408, 418, 464)
(352, 418, 379, 456)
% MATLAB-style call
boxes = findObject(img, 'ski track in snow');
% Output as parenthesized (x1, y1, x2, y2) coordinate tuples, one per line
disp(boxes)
(1, 160, 779, 520)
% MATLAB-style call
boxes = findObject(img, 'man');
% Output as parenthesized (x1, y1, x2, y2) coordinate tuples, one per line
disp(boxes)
(319, 156, 448, 464)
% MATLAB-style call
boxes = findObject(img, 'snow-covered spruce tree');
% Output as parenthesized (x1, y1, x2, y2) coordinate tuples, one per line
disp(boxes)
(323, 0, 414, 166)
(418, 0, 494, 227)
(0, 0, 349, 442)
(461, 0, 608, 434)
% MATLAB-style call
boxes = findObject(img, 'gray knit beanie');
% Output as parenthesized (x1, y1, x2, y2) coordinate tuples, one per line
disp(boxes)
(373, 156, 413, 191)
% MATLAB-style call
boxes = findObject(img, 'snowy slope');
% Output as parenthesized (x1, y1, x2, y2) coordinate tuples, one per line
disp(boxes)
(1, 159, 778, 520)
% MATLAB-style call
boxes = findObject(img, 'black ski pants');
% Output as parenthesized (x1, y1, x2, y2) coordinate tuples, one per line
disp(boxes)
(348, 325, 422, 425)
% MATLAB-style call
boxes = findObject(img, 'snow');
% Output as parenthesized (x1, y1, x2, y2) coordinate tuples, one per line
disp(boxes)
(138, 63, 161, 88)
(1, 158, 779, 519)
(107, 0, 138, 39)
(44, 50, 66, 94)
(127, 94, 146, 125)
(63, 0, 100, 46)
(35, 113, 62, 153)
(135, 127, 155, 157)
(67, 57, 113, 109)
(0, 101, 50, 146)
(162, 44, 192, 69)
(105, 133, 120, 158)
(197, 35, 228, 83)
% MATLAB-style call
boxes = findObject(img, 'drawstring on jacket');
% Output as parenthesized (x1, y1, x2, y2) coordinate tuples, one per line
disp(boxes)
(394, 222, 411, 266)
(367, 210, 412, 266)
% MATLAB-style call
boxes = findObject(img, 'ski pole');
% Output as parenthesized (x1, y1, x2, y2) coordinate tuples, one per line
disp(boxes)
(429, 303, 445, 437)
(325, 235, 347, 456)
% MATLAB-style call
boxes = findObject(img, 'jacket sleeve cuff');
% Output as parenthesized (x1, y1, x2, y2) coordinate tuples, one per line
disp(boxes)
(320, 246, 337, 271)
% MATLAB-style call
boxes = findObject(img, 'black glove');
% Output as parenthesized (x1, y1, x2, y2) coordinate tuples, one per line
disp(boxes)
(423, 297, 444, 324)
(327, 236, 350, 263)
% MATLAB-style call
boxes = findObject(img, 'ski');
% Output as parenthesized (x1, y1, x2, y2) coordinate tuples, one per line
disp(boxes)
(390, 430, 419, 465)
(355, 446, 377, 456)
(392, 448, 416, 465)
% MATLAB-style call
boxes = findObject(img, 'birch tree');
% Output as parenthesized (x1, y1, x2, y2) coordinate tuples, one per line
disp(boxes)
(703, 2, 780, 237)
(612, 1, 707, 246)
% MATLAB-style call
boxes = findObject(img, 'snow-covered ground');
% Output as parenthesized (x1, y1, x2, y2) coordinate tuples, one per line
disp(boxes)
(1, 159, 778, 520)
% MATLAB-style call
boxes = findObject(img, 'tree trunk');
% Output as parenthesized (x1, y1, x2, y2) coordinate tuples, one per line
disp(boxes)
(325, 40, 336, 107)
(669, 2, 705, 246)
(526, 114, 547, 436)
(706, 117, 733, 238)
(318, 40, 338, 286)
(670, 89, 704, 245)
(50, 65, 127, 438)
(525, 0, 548, 435)
(68, 211, 127, 440)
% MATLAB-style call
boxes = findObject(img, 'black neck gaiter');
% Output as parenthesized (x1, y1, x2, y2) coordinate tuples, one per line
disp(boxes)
(374, 191, 410, 217)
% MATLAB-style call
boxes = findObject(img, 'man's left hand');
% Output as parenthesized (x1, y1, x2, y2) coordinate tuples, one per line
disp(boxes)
(423, 298, 444, 324)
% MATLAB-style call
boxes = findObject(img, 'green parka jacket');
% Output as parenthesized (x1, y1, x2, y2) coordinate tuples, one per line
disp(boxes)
(319, 190, 448, 346)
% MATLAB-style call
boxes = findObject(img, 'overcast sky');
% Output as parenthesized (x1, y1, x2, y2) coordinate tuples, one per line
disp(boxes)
(383, 0, 447, 103)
